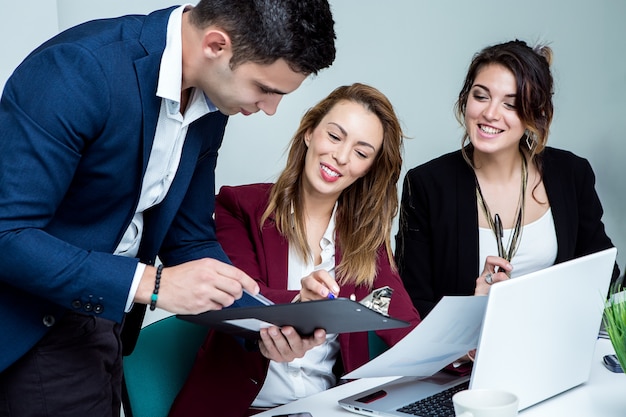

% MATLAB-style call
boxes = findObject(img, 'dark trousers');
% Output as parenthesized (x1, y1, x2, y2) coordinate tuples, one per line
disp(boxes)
(0, 312, 123, 417)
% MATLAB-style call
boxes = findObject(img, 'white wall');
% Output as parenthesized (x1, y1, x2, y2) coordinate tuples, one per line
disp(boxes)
(0, 1, 58, 92)
(3, 0, 626, 272)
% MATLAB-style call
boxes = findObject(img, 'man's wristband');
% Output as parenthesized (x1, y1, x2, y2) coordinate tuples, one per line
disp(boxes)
(149, 264, 163, 311)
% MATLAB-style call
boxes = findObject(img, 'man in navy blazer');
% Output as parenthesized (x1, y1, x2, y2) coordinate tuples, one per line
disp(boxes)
(0, 1, 336, 415)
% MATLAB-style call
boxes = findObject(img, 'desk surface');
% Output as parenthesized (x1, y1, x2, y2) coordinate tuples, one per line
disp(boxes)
(256, 338, 626, 417)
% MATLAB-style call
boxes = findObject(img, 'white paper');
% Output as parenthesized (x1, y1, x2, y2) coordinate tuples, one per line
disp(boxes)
(224, 318, 276, 331)
(343, 295, 488, 379)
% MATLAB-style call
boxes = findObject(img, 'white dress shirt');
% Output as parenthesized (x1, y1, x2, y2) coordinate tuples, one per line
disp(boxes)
(117, 5, 218, 310)
(253, 205, 341, 407)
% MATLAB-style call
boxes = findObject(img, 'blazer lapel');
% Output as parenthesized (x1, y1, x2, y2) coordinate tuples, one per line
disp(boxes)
(541, 150, 570, 262)
(456, 156, 480, 282)
(134, 55, 162, 173)
(261, 214, 290, 290)
(135, 7, 175, 173)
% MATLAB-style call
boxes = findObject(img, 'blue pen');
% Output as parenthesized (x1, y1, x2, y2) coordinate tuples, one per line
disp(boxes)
(327, 292, 336, 300)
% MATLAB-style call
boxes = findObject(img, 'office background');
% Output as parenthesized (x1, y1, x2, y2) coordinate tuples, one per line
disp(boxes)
(2, 0, 625, 272)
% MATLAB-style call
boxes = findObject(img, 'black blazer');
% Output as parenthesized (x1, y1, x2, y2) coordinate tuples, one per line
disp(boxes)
(395, 147, 619, 317)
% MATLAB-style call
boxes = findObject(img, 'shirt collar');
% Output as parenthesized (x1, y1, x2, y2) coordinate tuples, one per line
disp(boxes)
(156, 5, 218, 114)
(321, 203, 338, 248)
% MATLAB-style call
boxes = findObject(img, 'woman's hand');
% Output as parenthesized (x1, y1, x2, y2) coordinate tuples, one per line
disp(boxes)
(299, 270, 340, 302)
(474, 256, 513, 295)
(263, 270, 336, 362)
(259, 326, 326, 362)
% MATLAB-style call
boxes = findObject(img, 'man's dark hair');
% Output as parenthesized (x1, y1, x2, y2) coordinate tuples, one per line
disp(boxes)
(190, 0, 336, 75)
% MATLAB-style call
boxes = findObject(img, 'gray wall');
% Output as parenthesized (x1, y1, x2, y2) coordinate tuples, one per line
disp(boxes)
(2, 0, 625, 270)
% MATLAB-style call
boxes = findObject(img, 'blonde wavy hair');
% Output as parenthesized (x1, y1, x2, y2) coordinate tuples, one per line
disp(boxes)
(261, 83, 405, 288)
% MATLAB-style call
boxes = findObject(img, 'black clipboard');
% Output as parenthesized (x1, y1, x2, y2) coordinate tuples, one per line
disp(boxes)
(177, 298, 410, 338)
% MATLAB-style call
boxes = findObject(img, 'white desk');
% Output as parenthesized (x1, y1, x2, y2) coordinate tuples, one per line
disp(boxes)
(256, 338, 626, 417)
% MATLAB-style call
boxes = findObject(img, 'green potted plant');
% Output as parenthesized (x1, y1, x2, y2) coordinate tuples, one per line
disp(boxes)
(603, 277, 626, 372)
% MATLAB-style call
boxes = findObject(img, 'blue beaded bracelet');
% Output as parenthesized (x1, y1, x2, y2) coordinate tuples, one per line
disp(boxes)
(149, 264, 163, 311)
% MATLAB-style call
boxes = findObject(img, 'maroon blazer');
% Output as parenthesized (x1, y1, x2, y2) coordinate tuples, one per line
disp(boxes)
(169, 183, 421, 417)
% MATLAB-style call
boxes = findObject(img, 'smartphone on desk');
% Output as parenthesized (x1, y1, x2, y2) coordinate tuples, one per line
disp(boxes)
(272, 413, 313, 417)
(603, 354, 623, 373)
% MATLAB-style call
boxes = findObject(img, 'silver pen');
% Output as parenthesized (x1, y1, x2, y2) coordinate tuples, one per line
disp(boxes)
(494, 213, 505, 274)
(494, 213, 505, 259)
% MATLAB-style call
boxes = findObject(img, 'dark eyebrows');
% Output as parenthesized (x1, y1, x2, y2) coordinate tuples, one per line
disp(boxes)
(473, 83, 516, 99)
(328, 122, 377, 151)
(257, 82, 287, 95)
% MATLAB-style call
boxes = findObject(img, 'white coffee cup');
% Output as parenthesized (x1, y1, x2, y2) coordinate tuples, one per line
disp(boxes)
(452, 388, 519, 417)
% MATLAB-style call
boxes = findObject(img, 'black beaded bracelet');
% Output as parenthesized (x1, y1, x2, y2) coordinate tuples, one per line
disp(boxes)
(149, 264, 163, 311)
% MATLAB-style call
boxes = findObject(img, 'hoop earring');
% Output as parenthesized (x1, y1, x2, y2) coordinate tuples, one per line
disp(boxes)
(525, 131, 537, 150)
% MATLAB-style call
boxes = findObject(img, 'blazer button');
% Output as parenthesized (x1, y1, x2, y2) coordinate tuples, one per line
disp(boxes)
(94, 304, 104, 314)
(84, 302, 93, 312)
(43, 315, 56, 327)
(72, 300, 82, 309)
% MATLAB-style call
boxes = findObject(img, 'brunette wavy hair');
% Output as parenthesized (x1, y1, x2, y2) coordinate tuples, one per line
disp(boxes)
(455, 39, 554, 168)
(261, 83, 405, 288)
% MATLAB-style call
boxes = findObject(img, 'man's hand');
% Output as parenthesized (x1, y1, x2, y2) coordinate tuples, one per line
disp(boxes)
(135, 258, 259, 314)
(258, 326, 326, 362)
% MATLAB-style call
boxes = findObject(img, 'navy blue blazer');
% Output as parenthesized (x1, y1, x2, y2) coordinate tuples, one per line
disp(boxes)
(395, 147, 619, 318)
(0, 7, 231, 371)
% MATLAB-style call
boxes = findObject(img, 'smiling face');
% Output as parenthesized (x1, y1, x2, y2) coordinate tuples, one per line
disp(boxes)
(302, 100, 384, 201)
(464, 64, 526, 156)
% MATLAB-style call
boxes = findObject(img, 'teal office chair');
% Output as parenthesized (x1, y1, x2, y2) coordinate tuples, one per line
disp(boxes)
(121, 316, 207, 417)
(121, 317, 387, 416)
(368, 331, 389, 359)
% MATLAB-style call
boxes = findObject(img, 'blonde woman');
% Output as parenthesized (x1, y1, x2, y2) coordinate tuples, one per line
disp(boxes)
(170, 83, 420, 417)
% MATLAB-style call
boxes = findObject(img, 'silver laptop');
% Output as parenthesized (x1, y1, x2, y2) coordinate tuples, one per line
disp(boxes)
(338, 247, 617, 416)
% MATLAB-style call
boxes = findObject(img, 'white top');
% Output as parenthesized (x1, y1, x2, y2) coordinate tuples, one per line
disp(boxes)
(253, 206, 341, 407)
(117, 5, 218, 310)
(478, 207, 557, 278)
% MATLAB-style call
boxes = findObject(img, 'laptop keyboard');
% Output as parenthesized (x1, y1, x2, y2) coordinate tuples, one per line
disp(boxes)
(396, 381, 470, 416)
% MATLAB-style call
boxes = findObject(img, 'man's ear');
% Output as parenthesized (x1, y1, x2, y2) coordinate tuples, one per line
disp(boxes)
(202, 29, 232, 59)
